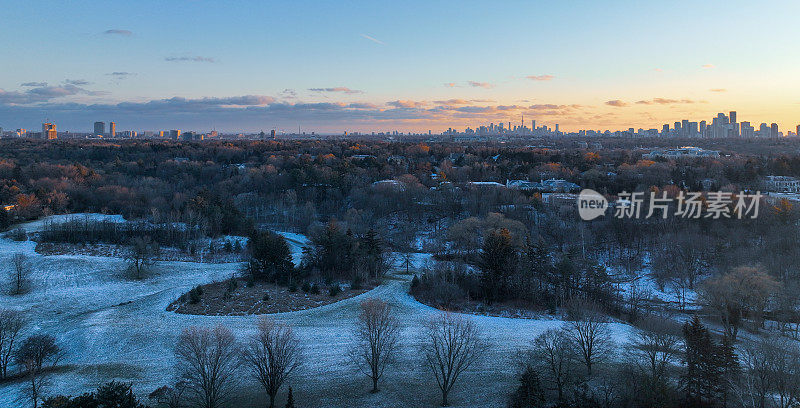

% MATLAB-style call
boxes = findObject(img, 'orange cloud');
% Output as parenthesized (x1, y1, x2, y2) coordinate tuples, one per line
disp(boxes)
(605, 100, 628, 107)
(468, 81, 494, 89)
(387, 100, 426, 108)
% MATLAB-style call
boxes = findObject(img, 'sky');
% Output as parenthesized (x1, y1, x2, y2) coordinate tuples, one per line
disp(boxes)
(1, 0, 799, 134)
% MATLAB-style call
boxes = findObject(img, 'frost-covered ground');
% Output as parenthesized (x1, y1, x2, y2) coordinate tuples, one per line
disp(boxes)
(1, 214, 635, 408)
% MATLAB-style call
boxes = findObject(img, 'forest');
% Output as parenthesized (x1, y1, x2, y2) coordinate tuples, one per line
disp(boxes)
(2, 137, 800, 408)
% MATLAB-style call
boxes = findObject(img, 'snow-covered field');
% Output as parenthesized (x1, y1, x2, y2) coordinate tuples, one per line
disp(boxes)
(0, 214, 635, 408)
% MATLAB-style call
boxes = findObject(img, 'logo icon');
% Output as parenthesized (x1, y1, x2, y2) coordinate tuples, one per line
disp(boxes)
(577, 189, 607, 220)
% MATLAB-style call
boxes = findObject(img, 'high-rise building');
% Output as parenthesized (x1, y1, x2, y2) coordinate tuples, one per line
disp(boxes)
(42, 122, 57, 140)
(771, 123, 779, 138)
(109, 122, 116, 138)
(169, 130, 181, 140)
(93, 121, 105, 136)
(796, 125, 800, 138)
(741, 121, 754, 138)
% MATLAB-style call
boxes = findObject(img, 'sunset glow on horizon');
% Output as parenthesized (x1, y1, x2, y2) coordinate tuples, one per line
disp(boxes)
(1, 0, 799, 134)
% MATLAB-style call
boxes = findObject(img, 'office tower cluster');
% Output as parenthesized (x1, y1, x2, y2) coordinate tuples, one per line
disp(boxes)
(659, 111, 787, 139)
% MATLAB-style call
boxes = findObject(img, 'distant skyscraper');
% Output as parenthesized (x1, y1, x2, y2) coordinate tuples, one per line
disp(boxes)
(771, 123, 779, 138)
(797, 124, 800, 138)
(42, 122, 57, 140)
(109, 121, 116, 138)
(169, 130, 181, 140)
(729, 111, 737, 124)
(93, 121, 105, 136)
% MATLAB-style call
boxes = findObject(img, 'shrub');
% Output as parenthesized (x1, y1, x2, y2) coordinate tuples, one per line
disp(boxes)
(288, 282, 298, 292)
(188, 286, 203, 304)
(411, 274, 420, 288)
(7, 228, 27, 241)
(351, 275, 364, 290)
(329, 284, 341, 297)
(226, 277, 238, 292)
(301, 282, 311, 293)
(262, 293, 271, 302)
(310, 284, 320, 295)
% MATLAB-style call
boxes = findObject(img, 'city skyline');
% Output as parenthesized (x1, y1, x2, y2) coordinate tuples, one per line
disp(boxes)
(1, 1, 799, 133)
(6, 109, 796, 140)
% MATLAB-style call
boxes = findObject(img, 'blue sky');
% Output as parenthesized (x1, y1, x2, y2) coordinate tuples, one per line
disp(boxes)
(1, 0, 799, 133)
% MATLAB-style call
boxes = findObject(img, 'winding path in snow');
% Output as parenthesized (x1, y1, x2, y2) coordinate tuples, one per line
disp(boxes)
(0, 215, 633, 408)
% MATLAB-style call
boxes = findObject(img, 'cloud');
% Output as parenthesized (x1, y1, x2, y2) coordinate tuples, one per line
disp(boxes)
(103, 29, 132, 36)
(0, 84, 93, 104)
(165, 56, 216, 63)
(468, 81, 494, 89)
(21, 82, 47, 87)
(0, 96, 598, 133)
(635, 98, 697, 105)
(443, 82, 458, 88)
(170, 95, 276, 106)
(702, 64, 715, 69)
(308, 87, 364, 94)
(360, 34, 385, 45)
(653, 68, 663, 72)
(605, 100, 628, 107)
(433, 99, 472, 105)
(107, 72, 136, 78)
(387, 100, 426, 108)
(709, 88, 727, 92)
(280, 89, 297, 99)
(64, 79, 91, 86)
(526, 75, 555, 81)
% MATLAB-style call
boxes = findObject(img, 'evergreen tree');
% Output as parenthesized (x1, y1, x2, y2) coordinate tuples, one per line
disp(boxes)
(247, 230, 293, 283)
(714, 336, 739, 408)
(480, 228, 518, 303)
(682, 316, 720, 407)
(508, 365, 545, 408)
(0, 208, 9, 230)
(95, 381, 147, 408)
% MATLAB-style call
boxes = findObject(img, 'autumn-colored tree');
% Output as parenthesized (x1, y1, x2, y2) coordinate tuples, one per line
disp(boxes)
(700, 266, 778, 341)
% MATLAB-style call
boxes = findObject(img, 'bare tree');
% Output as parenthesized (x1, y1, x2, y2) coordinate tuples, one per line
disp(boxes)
(126, 236, 160, 279)
(14, 334, 62, 408)
(738, 336, 800, 408)
(422, 312, 485, 406)
(531, 328, 575, 403)
(349, 299, 401, 392)
(627, 317, 681, 405)
(567, 299, 614, 376)
(0, 309, 26, 379)
(700, 265, 778, 341)
(175, 325, 240, 408)
(629, 318, 680, 383)
(242, 318, 303, 408)
(149, 381, 188, 408)
(10, 252, 31, 295)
